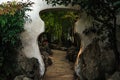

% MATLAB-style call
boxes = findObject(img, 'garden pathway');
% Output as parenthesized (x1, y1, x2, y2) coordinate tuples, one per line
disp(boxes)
(43, 50, 74, 80)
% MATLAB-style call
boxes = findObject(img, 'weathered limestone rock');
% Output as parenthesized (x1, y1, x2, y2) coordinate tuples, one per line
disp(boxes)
(41, 51, 52, 68)
(100, 50, 116, 74)
(74, 14, 94, 50)
(14, 75, 32, 80)
(75, 40, 116, 80)
(107, 72, 120, 80)
(17, 53, 42, 80)
(66, 46, 79, 62)
(38, 40, 53, 68)
(78, 41, 102, 80)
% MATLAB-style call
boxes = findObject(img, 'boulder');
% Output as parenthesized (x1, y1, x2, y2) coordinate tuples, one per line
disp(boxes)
(41, 51, 52, 67)
(39, 41, 53, 56)
(17, 53, 42, 80)
(66, 46, 79, 62)
(14, 75, 32, 80)
(75, 40, 116, 80)
(100, 50, 116, 74)
(107, 72, 120, 80)
(38, 42, 53, 68)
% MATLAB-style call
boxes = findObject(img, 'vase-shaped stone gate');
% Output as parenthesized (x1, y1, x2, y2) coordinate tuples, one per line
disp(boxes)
(0, 0, 94, 76)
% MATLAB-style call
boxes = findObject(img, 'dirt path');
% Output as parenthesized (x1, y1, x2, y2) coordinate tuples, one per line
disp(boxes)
(43, 50, 74, 80)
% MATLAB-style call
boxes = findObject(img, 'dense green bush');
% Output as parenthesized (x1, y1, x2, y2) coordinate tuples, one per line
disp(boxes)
(0, 1, 33, 79)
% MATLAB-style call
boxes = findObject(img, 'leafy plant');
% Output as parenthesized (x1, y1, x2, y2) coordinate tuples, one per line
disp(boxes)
(0, 0, 33, 79)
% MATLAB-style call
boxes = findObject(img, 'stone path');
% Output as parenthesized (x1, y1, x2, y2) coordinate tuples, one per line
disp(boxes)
(43, 50, 74, 80)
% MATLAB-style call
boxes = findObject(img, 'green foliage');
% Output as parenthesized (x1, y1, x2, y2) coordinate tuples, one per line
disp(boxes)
(0, 0, 33, 79)
(45, 0, 71, 6)
(41, 11, 78, 44)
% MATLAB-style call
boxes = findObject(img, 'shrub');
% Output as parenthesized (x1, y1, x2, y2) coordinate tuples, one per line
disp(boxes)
(0, 0, 34, 79)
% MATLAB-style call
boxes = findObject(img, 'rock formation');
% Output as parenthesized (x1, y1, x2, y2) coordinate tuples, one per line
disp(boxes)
(14, 53, 42, 80)
(75, 40, 118, 80)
